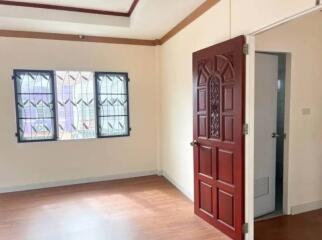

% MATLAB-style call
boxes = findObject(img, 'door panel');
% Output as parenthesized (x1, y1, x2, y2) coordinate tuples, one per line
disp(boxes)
(217, 149, 234, 185)
(200, 181, 214, 216)
(193, 36, 245, 240)
(254, 53, 278, 218)
(199, 145, 214, 178)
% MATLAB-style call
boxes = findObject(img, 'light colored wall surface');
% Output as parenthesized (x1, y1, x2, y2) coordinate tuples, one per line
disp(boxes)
(255, 11, 322, 212)
(0, 38, 158, 190)
(231, 0, 316, 36)
(159, 0, 231, 200)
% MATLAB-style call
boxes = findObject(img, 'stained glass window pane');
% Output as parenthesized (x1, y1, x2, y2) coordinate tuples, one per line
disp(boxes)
(56, 71, 96, 140)
(96, 73, 129, 137)
(14, 70, 56, 142)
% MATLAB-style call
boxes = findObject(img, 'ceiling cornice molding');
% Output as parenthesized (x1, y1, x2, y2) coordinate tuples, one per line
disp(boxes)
(0, 0, 140, 17)
(160, 0, 220, 44)
(0, 30, 158, 46)
(0, 0, 220, 46)
(128, 0, 139, 16)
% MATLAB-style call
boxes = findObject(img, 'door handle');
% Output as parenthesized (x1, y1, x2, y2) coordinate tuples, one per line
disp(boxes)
(190, 140, 199, 146)
(272, 133, 287, 139)
(272, 133, 280, 138)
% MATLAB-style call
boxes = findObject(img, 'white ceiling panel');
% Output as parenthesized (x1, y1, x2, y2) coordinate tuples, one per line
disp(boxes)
(0, 0, 207, 39)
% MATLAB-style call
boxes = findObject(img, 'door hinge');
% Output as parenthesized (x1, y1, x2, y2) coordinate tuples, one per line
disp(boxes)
(243, 43, 249, 55)
(243, 123, 249, 135)
(243, 223, 249, 234)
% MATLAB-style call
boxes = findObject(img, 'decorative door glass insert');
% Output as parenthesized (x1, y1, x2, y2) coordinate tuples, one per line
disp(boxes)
(13, 70, 56, 142)
(95, 72, 129, 137)
(209, 76, 220, 139)
(56, 71, 96, 140)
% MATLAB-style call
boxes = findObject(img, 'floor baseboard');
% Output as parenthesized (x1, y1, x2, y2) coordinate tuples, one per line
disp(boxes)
(161, 171, 194, 201)
(291, 200, 322, 215)
(0, 170, 158, 194)
(0, 169, 195, 203)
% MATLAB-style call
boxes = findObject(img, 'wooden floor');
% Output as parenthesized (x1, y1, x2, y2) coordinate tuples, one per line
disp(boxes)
(255, 209, 322, 240)
(0, 176, 229, 240)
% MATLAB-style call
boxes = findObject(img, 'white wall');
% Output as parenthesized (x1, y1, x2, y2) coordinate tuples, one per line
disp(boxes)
(255, 11, 322, 213)
(0, 38, 158, 190)
(231, 0, 316, 36)
(159, 0, 231, 199)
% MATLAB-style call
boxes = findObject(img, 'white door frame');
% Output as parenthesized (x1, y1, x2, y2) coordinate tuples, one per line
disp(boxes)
(244, 3, 322, 240)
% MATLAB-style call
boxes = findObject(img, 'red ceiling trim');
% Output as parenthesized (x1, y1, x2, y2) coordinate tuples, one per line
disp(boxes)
(128, 0, 139, 16)
(0, 0, 140, 17)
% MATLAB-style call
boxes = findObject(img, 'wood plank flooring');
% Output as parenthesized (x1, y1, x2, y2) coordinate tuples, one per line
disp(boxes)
(255, 209, 322, 240)
(0, 176, 229, 240)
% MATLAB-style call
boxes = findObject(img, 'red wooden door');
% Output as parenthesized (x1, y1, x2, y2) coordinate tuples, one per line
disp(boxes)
(192, 36, 245, 240)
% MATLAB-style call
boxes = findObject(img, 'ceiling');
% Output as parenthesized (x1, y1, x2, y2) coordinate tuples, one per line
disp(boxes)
(0, 0, 207, 40)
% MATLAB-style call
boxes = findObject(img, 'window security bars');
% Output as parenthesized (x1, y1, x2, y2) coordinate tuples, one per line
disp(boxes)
(13, 70, 130, 143)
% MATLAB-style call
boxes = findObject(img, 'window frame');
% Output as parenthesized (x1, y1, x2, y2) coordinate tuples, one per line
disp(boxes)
(13, 69, 131, 143)
(95, 72, 131, 139)
(13, 69, 58, 143)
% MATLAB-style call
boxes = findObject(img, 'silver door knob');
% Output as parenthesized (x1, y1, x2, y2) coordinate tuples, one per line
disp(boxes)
(272, 133, 280, 138)
(190, 140, 199, 146)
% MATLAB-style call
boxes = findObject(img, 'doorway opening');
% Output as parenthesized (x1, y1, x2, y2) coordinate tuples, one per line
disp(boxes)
(250, 9, 322, 240)
(254, 52, 287, 220)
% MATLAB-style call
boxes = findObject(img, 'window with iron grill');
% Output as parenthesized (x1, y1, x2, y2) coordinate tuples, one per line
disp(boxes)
(13, 70, 57, 142)
(13, 70, 130, 142)
(95, 72, 130, 138)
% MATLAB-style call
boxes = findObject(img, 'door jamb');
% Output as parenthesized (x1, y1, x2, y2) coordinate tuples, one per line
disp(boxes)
(283, 53, 292, 215)
(244, 4, 322, 240)
(244, 35, 255, 240)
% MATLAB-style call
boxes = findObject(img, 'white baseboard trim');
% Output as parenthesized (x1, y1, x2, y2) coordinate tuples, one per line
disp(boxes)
(291, 200, 322, 215)
(160, 171, 194, 201)
(0, 170, 158, 194)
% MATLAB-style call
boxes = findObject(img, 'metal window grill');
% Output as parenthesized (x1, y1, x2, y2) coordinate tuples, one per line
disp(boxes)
(13, 70, 131, 143)
(13, 70, 57, 142)
(95, 72, 130, 137)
